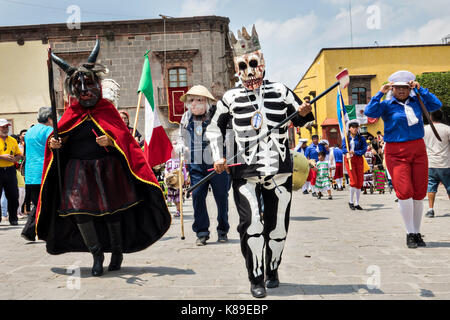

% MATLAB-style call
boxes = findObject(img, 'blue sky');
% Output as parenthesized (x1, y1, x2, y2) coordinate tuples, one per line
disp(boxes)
(1, 0, 449, 88)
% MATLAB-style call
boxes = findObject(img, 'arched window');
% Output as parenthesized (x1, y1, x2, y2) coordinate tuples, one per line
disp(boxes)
(351, 87, 367, 104)
(168, 67, 187, 88)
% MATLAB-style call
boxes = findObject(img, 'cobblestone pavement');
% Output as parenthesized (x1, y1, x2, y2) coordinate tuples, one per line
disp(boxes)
(0, 185, 449, 300)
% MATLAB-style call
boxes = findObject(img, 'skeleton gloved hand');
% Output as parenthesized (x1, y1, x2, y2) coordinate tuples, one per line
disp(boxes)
(213, 158, 229, 174)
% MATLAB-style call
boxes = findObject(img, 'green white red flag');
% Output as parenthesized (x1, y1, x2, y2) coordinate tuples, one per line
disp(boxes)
(138, 52, 173, 168)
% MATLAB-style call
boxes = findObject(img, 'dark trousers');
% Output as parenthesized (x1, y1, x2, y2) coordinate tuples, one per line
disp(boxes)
(0, 166, 19, 224)
(232, 173, 292, 284)
(21, 184, 41, 240)
(22, 184, 32, 212)
(189, 164, 230, 238)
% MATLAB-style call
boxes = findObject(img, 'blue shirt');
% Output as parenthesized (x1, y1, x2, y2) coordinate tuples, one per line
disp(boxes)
(342, 134, 367, 157)
(333, 147, 343, 163)
(364, 87, 442, 143)
(304, 143, 327, 161)
(24, 123, 53, 185)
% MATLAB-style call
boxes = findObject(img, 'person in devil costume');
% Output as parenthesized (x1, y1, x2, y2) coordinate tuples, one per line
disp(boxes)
(36, 38, 171, 276)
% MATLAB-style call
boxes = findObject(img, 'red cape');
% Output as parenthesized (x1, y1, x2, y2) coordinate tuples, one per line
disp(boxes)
(36, 99, 171, 252)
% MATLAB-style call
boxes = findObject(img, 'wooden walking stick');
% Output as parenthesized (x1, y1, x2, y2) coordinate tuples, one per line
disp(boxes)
(413, 87, 442, 142)
(178, 152, 185, 240)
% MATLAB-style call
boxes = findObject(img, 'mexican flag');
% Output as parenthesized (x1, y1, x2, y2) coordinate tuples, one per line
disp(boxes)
(138, 52, 173, 168)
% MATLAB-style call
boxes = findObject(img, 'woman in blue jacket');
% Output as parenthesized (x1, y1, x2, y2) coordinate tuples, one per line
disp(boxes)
(364, 70, 442, 249)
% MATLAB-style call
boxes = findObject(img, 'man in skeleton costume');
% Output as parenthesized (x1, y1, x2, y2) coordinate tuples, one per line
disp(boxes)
(36, 38, 171, 276)
(206, 25, 314, 298)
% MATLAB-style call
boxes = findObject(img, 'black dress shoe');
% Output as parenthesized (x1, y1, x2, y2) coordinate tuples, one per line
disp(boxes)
(10, 221, 18, 226)
(265, 272, 279, 288)
(348, 203, 355, 210)
(311, 192, 317, 197)
(407, 233, 418, 249)
(354, 205, 363, 210)
(302, 190, 309, 194)
(250, 282, 266, 298)
(414, 233, 426, 247)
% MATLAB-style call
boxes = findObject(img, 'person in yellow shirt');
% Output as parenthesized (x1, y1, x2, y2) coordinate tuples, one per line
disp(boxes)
(0, 119, 24, 225)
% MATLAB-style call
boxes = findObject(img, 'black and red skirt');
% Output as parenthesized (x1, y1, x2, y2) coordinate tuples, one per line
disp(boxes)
(59, 154, 140, 217)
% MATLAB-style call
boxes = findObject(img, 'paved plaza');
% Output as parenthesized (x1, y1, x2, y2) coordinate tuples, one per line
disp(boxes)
(0, 185, 449, 300)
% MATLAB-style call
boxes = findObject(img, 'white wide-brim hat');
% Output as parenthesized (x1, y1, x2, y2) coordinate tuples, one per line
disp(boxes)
(180, 85, 216, 103)
(0, 119, 11, 127)
(298, 138, 308, 143)
(388, 70, 415, 86)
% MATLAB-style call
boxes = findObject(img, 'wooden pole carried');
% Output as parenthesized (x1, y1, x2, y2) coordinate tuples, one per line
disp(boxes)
(178, 152, 185, 240)
(132, 92, 143, 138)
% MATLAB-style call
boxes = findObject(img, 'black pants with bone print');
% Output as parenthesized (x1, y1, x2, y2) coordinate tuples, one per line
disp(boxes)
(232, 173, 292, 284)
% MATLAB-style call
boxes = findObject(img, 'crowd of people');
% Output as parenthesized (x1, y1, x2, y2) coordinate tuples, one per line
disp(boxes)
(1, 28, 448, 300)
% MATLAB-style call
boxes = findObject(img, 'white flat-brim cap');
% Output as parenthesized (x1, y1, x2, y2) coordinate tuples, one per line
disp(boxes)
(0, 119, 11, 127)
(388, 70, 415, 86)
(180, 85, 216, 103)
(298, 138, 308, 143)
(319, 139, 329, 145)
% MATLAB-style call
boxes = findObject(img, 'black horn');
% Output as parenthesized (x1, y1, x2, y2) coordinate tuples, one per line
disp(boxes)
(87, 36, 100, 64)
(51, 53, 71, 73)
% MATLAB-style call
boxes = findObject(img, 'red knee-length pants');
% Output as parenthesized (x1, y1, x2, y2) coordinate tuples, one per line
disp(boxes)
(344, 155, 364, 189)
(384, 139, 428, 200)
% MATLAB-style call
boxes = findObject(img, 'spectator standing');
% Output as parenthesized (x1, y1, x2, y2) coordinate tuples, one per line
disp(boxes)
(423, 110, 450, 218)
(21, 107, 54, 241)
(0, 119, 23, 225)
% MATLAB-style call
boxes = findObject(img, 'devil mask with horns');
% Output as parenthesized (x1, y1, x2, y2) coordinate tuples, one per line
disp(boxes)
(51, 38, 107, 108)
(229, 25, 265, 91)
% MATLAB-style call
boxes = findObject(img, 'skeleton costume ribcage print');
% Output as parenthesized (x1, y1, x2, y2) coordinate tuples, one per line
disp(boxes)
(206, 80, 314, 284)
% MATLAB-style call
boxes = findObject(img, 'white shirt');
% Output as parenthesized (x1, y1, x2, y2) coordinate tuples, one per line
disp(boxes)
(424, 123, 450, 168)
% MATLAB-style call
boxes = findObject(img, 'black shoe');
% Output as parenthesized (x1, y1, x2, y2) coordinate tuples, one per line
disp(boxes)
(10, 221, 18, 226)
(317, 194, 322, 199)
(425, 209, 434, 218)
(311, 192, 317, 197)
(218, 234, 228, 243)
(21, 233, 35, 242)
(265, 271, 279, 289)
(250, 282, 266, 298)
(328, 195, 333, 200)
(349, 203, 355, 210)
(302, 190, 309, 194)
(354, 205, 363, 210)
(407, 233, 418, 249)
(91, 245, 105, 276)
(106, 222, 123, 271)
(414, 233, 426, 247)
(77, 221, 104, 276)
(196, 236, 209, 246)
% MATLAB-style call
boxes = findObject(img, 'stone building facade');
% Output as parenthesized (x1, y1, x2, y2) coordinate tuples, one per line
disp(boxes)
(0, 16, 236, 138)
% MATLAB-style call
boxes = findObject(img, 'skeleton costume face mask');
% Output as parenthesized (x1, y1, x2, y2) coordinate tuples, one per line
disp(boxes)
(51, 37, 108, 108)
(229, 25, 265, 91)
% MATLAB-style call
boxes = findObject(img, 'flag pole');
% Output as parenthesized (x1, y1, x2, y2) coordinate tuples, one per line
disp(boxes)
(178, 152, 185, 240)
(132, 92, 142, 138)
(337, 87, 352, 170)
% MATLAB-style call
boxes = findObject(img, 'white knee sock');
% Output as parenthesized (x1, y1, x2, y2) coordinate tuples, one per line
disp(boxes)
(336, 178, 343, 188)
(302, 181, 310, 192)
(398, 198, 414, 234)
(349, 187, 355, 204)
(413, 200, 423, 234)
(355, 188, 361, 206)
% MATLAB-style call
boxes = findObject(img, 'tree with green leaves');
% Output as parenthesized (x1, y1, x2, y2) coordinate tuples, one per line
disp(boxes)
(416, 71, 450, 122)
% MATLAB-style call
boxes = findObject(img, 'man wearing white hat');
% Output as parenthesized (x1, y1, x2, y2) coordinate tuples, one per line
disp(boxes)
(0, 119, 24, 225)
(177, 85, 230, 246)
(365, 70, 442, 248)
